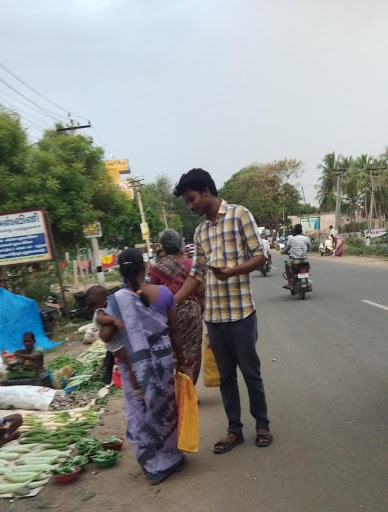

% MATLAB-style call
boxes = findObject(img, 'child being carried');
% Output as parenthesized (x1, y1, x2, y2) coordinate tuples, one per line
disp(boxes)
(85, 286, 143, 397)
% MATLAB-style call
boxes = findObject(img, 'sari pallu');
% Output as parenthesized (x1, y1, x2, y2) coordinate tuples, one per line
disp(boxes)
(151, 257, 203, 384)
(107, 289, 183, 482)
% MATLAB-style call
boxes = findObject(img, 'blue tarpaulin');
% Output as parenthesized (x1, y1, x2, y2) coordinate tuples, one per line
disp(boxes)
(0, 288, 61, 353)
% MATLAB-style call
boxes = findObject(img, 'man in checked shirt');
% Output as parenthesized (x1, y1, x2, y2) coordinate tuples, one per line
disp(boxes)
(174, 168, 273, 453)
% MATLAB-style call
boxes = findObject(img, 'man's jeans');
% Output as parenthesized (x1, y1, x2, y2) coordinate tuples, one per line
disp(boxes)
(206, 312, 270, 434)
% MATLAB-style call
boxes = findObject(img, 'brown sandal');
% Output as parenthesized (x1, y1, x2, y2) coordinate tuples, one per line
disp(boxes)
(255, 428, 273, 447)
(214, 432, 245, 454)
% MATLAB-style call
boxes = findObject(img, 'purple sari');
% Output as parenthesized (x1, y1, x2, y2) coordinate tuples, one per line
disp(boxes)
(107, 288, 183, 482)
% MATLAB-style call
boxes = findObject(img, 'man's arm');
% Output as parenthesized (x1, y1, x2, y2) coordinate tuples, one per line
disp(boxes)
(175, 276, 201, 305)
(175, 232, 204, 304)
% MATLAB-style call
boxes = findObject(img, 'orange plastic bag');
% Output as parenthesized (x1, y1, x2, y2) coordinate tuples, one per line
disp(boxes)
(203, 329, 220, 387)
(175, 372, 199, 453)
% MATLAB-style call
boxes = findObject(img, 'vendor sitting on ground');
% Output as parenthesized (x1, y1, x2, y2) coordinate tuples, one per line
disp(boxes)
(14, 332, 44, 373)
(0, 414, 23, 447)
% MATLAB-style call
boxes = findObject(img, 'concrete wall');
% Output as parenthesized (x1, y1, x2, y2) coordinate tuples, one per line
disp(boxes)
(288, 212, 366, 237)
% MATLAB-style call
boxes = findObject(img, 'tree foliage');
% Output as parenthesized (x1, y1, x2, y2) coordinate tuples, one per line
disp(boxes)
(316, 150, 388, 228)
(0, 111, 159, 253)
(219, 158, 314, 230)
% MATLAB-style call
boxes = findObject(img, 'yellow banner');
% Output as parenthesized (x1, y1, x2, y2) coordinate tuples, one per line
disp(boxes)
(105, 159, 129, 182)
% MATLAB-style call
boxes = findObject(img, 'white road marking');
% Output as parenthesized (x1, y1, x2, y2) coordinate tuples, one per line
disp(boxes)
(362, 300, 388, 312)
(271, 266, 278, 270)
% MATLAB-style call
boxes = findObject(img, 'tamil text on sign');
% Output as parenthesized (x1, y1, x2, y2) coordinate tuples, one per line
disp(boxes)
(0, 209, 53, 266)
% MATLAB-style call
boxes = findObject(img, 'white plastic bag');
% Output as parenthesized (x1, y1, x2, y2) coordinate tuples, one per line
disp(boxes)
(0, 386, 58, 411)
(82, 326, 99, 344)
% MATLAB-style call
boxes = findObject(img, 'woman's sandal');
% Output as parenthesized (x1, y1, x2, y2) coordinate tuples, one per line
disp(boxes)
(255, 428, 273, 447)
(213, 432, 245, 454)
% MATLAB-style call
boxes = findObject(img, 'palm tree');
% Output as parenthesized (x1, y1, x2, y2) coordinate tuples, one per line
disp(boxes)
(315, 152, 342, 212)
(348, 154, 374, 221)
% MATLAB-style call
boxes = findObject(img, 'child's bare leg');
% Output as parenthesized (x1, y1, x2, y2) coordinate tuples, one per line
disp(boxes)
(114, 347, 140, 391)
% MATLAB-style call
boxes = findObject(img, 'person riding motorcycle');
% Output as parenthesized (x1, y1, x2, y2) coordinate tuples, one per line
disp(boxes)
(261, 236, 272, 268)
(281, 224, 311, 289)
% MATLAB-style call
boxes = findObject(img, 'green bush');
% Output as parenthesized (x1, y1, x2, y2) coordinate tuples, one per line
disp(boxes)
(345, 237, 364, 248)
(311, 241, 320, 252)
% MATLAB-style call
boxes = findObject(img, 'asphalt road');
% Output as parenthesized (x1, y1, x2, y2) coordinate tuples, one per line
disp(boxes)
(6, 254, 387, 512)
(160, 253, 387, 512)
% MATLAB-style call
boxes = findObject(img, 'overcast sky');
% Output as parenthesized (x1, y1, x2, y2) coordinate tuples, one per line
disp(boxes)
(1, 0, 387, 204)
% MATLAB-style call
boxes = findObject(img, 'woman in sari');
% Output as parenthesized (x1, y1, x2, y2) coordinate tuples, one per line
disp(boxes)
(331, 234, 345, 257)
(150, 229, 203, 384)
(100, 248, 187, 485)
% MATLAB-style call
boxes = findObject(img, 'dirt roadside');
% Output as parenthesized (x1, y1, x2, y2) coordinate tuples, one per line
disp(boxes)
(309, 253, 388, 267)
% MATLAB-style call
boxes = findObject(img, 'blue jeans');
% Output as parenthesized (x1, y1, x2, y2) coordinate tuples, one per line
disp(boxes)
(206, 312, 270, 434)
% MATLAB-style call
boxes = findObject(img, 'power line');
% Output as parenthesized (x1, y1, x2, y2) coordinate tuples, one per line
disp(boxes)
(91, 126, 107, 150)
(0, 62, 89, 121)
(0, 87, 61, 122)
(0, 77, 69, 120)
(0, 99, 51, 129)
(1, 103, 47, 131)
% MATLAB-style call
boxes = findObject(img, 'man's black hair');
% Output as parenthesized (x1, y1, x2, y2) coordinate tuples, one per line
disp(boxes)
(294, 224, 303, 235)
(174, 168, 218, 197)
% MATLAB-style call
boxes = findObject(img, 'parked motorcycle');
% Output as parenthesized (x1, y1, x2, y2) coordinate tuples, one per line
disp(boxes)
(319, 238, 334, 256)
(283, 260, 312, 300)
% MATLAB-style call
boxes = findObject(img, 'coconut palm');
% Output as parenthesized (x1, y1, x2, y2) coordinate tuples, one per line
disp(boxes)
(315, 152, 342, 211)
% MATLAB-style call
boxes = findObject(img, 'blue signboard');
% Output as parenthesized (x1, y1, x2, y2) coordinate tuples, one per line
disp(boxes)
(0, 209, 53, 266)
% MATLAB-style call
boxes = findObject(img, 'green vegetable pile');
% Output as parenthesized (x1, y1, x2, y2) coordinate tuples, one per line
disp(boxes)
(52, 464, 77, 476)
(92, 450, 118, 461)
(103, 436, 122, 445)
(47, 355, 84, 373)
(20, 415, 99, 449)
(75, 437, 100, 456)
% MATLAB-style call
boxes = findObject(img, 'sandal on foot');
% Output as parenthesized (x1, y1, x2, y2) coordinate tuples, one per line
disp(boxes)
(214, 432, 245, 454)
(255, 428, 273, 447)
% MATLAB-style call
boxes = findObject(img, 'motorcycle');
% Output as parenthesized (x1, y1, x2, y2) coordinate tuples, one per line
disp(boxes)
(319, 238, 334, 256)
(283, 260, 312, 300)
(259, 260, 271, 277)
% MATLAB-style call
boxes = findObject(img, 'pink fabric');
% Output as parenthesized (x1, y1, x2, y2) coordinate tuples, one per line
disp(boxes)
(333, 235, 345, 257)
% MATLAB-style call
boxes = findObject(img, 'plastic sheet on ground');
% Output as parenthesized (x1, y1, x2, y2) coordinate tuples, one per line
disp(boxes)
(0, 289, 62, 352)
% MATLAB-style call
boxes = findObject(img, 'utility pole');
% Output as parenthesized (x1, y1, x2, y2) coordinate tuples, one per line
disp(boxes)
(333, 167, 346, 233)
(130, 178, 152, 258)
(367, 166, 386, 232)
(162, 205, 168, 229)
(56, 116, 91, 135)
(91, 237, 105, 286)
(301, 186, 311, 230)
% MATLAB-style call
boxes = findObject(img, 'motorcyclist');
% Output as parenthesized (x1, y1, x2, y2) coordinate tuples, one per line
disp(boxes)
(261, 236, 272, 268)
(281, 224, 311, 289)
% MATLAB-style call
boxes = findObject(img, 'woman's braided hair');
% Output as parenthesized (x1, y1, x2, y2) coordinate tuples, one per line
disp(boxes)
(118, 248, 150, 307)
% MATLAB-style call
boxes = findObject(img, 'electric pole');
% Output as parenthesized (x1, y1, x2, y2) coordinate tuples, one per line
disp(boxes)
(367, 166, 386, 233)
(301, 186, 311, 230)
(333, 167, 347, 233)
(130, 178, 152, 258)
(162, 205, 168, 229)
(56, 116, 91, 135)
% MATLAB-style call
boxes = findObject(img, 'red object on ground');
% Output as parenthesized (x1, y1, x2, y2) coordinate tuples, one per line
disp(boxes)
(102, 437, 124, 451)
(53, 467, 81, 485)
(112, 369, 122, 388)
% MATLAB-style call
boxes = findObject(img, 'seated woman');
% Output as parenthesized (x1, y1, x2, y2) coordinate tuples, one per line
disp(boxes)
(0, 414, 23, 447)
(14, 332, 44, 373)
